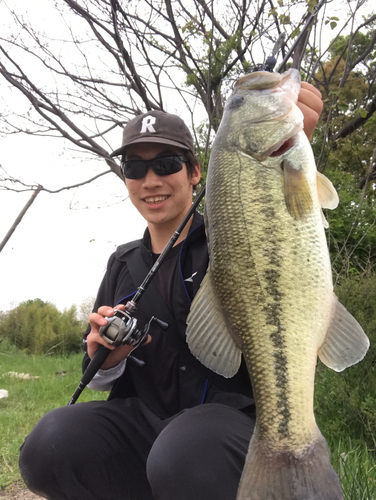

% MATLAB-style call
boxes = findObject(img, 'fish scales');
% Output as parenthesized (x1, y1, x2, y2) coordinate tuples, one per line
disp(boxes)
(207, 146, 329, 449)
(186, 69, 369, 500)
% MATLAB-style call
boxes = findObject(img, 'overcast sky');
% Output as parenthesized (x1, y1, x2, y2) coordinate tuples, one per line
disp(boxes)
(0, 0, 151, 314)
(0, 133, 147, 313)
(0, 0, 197, 314)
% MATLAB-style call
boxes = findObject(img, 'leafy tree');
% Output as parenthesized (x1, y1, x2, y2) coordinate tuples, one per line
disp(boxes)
(78, 296, 96, 323)
(311, 16, 376, 278)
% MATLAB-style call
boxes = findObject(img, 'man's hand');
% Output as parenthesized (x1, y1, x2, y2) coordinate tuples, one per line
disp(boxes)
(87, 304, 151, 370)
(297, 82, 324, 141)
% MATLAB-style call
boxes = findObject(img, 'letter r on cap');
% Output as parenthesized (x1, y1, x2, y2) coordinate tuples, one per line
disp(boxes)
(140, 116, 156, 133)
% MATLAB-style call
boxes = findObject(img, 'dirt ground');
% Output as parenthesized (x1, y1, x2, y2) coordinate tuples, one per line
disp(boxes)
(0, 482, 42, 500)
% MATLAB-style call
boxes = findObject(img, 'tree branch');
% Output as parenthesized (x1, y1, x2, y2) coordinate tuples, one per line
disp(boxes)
(334, 94, 376, 141)
(0, 188, 41, 253)
(0, 169, 113, 194)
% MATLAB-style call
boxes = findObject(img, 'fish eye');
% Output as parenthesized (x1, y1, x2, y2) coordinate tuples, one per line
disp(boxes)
(229, 95, 245, 109)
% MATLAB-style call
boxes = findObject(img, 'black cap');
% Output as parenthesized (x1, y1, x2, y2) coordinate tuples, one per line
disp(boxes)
(111, 110, 195, 157)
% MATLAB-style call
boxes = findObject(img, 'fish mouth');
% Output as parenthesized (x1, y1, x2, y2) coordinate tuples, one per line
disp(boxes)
(262, 128, 300, 160)
(270, 137, 295, 157)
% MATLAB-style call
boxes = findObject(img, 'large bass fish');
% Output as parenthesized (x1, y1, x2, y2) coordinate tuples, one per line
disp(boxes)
(186, 69, 369, 500)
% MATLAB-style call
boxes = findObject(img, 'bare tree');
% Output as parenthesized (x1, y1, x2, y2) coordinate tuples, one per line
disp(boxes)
(0, 188, 41, 253)
(0, 0, 375, 190)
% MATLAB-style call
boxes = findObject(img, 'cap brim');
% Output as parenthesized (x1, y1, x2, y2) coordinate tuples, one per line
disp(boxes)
(110, 137, 190, 157)
(110, 146, 126, 157)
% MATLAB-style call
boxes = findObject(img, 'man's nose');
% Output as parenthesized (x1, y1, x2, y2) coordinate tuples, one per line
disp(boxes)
(142, 167, 164, 186)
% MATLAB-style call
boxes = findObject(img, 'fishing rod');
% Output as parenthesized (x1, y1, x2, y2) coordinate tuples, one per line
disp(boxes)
(68, 184, 206, 405)
(277, 0, 327, 72)
(255, 0, 327, 73)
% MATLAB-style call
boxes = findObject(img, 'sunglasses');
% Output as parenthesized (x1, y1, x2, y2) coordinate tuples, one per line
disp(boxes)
(121, 155, 188, 180)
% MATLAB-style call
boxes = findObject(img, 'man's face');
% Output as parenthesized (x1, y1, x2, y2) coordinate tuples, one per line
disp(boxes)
(124, 143, 201, 229)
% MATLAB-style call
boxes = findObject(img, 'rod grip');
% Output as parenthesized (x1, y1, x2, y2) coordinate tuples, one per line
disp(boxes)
(68, 345, 111, 405)
(81, 345, 111, 386)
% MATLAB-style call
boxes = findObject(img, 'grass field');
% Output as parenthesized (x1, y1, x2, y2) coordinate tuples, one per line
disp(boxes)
(0, 341, 108, 489)
(1, 340, 375, 498)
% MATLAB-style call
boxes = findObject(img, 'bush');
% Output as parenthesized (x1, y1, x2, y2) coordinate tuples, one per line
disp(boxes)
(0, 299, 84, 355)
(315, 274, 376, 450)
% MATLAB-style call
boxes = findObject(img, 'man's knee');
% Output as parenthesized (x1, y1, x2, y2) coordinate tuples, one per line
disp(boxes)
(20, 399, 158, 500)
(19, 406, 69, 496)
(19, 402, 107, 498)
(147, 404, 254, 500)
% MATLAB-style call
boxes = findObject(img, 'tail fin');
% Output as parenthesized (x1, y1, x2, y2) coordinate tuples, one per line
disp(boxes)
(237, 427, 344, 500)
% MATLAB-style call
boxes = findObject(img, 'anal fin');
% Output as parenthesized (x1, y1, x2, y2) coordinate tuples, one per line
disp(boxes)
(186, 267, 242, 378)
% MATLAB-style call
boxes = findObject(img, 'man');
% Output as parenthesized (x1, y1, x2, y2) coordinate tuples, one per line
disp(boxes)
(19, 82, 323, 500)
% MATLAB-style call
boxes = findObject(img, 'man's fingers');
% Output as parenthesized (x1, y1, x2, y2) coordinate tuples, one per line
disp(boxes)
(299, 85, 323, 117)
(300, 81, 322, 98)
(89, 304, 126, 328)
(297, 84, 323, 141)
(96, 306, 114, 318)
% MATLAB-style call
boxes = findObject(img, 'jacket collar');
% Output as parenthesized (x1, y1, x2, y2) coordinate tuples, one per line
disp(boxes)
(115, 211, 205, 266)
(141, 211, 204, 254)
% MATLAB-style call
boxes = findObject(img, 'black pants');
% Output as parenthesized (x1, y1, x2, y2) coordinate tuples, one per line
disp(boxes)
(19, 399, 255, 500)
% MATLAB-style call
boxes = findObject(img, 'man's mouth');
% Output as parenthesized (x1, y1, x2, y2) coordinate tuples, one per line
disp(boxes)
(144, 195, 169, 204)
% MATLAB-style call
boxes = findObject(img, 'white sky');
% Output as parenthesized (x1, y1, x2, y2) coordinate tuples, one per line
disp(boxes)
(0, 0, 149, 313)
(0, 0, 189, 314)
(0, 132, 147, 313)
(0, 0, 373, 314)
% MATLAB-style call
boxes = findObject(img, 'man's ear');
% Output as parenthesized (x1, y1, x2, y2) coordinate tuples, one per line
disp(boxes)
(191, 162, 201, 186)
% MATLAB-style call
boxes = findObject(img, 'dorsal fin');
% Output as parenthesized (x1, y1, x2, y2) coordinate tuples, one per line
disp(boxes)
(316, 172, 339, 210)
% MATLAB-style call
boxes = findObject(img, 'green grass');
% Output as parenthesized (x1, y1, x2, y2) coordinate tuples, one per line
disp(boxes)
(328, 438, 376, 500)
(0, 340, 108, 488)
(1, 341, 375, 498)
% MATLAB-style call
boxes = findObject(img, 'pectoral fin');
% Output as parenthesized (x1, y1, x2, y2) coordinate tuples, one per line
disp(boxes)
(282, 159, 313, 220)
(186, 267, 242, 378)
(318, 294, 369, 372)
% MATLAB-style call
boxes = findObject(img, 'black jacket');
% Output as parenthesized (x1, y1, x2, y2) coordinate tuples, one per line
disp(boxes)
(83, 212, 254, 419)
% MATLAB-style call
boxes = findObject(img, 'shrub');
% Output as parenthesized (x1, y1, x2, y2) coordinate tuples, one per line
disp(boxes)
(0, 299, 84, 355)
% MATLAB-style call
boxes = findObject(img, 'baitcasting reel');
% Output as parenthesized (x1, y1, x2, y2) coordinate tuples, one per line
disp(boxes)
(68, 308, 169, 405)
(99, 309, 168, 348)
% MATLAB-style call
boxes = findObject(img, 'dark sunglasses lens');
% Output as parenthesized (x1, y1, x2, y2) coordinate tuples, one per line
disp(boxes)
(122, 160, 147, 179)
(122, 156, 187, 179)
(153, 157, 184, 176)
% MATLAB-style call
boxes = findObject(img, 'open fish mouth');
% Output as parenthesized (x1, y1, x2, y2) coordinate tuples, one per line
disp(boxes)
(249, 129, 300, 161)
(270, 136, 295, 157)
